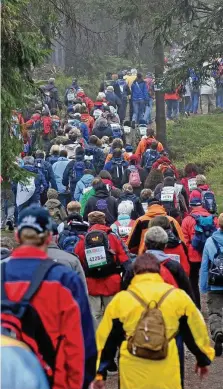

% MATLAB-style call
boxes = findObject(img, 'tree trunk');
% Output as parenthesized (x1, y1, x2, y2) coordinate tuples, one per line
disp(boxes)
(154, 35, 167, 148)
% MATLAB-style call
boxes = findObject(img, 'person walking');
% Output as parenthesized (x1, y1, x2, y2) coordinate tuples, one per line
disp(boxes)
(200, 76, 216, 114)
(131, 73, 148, 126)
(200, 213, 223, 356)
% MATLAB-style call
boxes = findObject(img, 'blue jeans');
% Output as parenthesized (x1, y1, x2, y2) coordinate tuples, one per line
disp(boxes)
(132, 100, 145, 123)
(191, 91, 200, 113)
(166, 100, 179, 119)
(144, 98, 153, 123)
(216, 88, 223, 108)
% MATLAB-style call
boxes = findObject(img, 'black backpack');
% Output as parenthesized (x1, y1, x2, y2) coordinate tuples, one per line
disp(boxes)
(1, 260, 62, 387)
(208, 238, 223, 286)
(110, 158, 128, 188)
(84, 230, 119, 278)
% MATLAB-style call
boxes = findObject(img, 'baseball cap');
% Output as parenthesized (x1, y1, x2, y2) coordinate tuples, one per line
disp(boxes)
(18, 205, 53, 234)
(189, 197, 202, 207)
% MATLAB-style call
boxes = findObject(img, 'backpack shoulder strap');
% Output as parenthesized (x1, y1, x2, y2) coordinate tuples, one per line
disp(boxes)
(157, 287, 175, 308)
(1, 262, 7, 300)
(127, 290, 148, 309)
(22, 260, 59, 302)
(211, 238, 222, 254)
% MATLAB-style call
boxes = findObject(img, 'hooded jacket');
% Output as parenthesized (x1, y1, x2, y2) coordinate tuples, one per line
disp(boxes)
(92, 122, 113, 139)
(182, 206, 218, 262)
(34, 158, 58, 190)
(83, 188, 118, 226)
(76, 92, 94, 113)
(52, 157, 70, 193)
(44, 198, 67, 224)
(47, 242, 87, 292)
(46, 155, 59, 166)
(131, 79, 148, 101)
(74, 224, 130, 296)
(200, 229, 223, 292)
(105, 91, 122, 108)
(127, 203, 185, 254)
(81, 113, 94, 133)
(74, 174, 94, 201)
(3, 246, 96, 389)
(164, 230, 190, 276)
(96, 273, 214, 389)
(117, 192, 144, 220)
(135, 136, 164, 159)
(181, 173, 197, 198)
(152, 156, 179, 179)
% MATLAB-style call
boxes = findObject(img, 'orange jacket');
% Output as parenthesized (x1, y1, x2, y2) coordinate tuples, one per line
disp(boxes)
(182, 207, 218, 262)
(81, 113, 94, 134)
(135, 136, 164, 159)
(127, 204, 185, 255)
(105, 151, 130, 164)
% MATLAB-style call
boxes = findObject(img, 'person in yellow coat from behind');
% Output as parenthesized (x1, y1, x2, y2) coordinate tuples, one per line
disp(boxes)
(92, 253, 214, 389)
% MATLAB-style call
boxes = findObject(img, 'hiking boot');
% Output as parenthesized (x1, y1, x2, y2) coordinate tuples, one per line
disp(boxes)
(107, 360, 118, 376)
(214, 332, 223, 357)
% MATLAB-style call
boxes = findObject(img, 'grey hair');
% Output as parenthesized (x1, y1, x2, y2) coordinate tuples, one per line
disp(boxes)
(144, 226, 168, 245)
(23, 156, 35, 165)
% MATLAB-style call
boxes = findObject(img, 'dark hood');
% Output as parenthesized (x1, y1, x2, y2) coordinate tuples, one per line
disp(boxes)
(166, 229, 180, 248)
(23, 165, 38, 174)
(94, 188, 109, 198)
(119, 192, 138, 202)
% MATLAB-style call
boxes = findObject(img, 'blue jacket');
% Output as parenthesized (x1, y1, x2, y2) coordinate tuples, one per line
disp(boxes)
(131, 80, 148, 101)
(67, 119, 89, 142)
(35, 158, 58, 190)
(1, 335, 50, 389)
(105, 91, 122, 108)
(200, 229, 223, 293)
(46, 155, 59, 165)
(74, 174, 94, 201)
(17, 165, 48, 203)
(52, 157, 70, 193)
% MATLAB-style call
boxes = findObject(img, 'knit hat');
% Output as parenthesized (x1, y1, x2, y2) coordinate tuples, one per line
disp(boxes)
(47, 188, 58, 199)
(118, 200, 134, 216)
(88, 211, 106, 225)
(144, 226, 168, 245)
(18, 205, 52, 234)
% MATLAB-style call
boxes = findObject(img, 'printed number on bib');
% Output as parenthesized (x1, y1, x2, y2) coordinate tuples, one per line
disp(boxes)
(167, 254, 180, 263)
(124, 126, 131, 134)
(85, 246, 107, 268)
(67, 92, 75, 101)
(139, 127, 147, 136)
(118, 226, 132, 236)
(188, 178, 197, 191)
(161, 191, 174, 202)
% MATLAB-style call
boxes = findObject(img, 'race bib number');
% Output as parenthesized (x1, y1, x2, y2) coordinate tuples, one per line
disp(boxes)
(67, 92, 75, 101)
(16, 177, 35, 206)
(139, 127, 147, 136)
(123, 126, 131, 134)
(161, 188, 174, 202)
(167, 254, 180, 263)
(118, 226, 132, 236)
(85, 246, 107, 268)
(188, 178, 197, 191)
(142, 202, 148, 212)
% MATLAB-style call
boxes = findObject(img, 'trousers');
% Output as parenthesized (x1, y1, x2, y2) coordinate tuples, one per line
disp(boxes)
(207, 291, 223, 340)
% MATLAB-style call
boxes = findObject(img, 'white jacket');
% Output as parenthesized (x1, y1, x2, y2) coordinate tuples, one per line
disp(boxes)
(200, 77, 216, 95)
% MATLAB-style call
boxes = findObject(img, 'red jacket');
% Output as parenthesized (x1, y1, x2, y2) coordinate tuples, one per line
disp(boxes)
(77, 92, 94, 113)
(189, 184, 212, 203)
(164, 244, 190, 276)
(3, 246, 96, 389)
(182, 207, 218, 262)
(152, 156, 178, 178)
(74, 224, 129, 296)
(81, 113, 95, 134)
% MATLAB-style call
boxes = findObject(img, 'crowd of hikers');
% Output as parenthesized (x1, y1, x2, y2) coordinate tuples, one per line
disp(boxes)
(1, 69, 223, 389)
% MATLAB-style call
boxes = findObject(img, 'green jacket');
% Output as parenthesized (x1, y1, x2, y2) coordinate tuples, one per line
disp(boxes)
(80, 188, 95, 216)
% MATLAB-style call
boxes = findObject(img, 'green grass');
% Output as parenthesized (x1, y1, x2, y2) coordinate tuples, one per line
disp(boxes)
(167, 114, 223, 213)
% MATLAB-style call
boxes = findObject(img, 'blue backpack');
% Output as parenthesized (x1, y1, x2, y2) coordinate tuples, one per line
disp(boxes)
(110, 123, 122, 139)
(85, 147, 105, 174)
(35, 159, 49, 182)
(72, 160, 93, 182)
(58, 229, 81, 254)
(198, 189, 217, 214)
(191, 215, 217, 253)
(144, 149, 160, 169)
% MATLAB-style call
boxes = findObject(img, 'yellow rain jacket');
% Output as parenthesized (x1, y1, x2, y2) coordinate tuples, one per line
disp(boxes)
(96, 274, 214, 389)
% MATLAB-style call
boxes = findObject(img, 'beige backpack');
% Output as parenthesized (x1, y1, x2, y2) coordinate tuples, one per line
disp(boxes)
(127, 287, 175, 360)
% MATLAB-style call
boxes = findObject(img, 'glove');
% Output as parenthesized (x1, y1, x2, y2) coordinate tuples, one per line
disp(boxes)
(195, 364, 209, 379)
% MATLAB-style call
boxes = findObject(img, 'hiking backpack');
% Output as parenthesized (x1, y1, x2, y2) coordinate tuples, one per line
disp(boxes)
(110, 123, 122, 139)
(58, 228, 81, 254)
(128, 168, 142, 188)
(208, 238, 223, 287)
(1, 260, 61, 386)
(67, 88, 76, 102)
(84, 230, 118, 278)
(127, 288, 175, 360)
(198, 189, 217, 214)
(72, 160, 93, 182)
(157, 162, 174, 175)
(35, 159, 49, 182)
(160, 186, 178, 213)
(110, 159, 127, 187)
(84, 147, 103, 173)
(144, 149, 160, 169)
(191, 215, 217, 253)
(42, 117, 52, 135)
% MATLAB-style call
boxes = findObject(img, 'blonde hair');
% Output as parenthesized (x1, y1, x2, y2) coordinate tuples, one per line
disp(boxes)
(196, 174, 206, 186)
(67, 201, 81, 214)
(50, 145, 60, 155)
(19, 228, 49, 247)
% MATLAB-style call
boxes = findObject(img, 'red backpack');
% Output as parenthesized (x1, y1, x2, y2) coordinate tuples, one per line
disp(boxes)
(42, 116, 52, 135)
